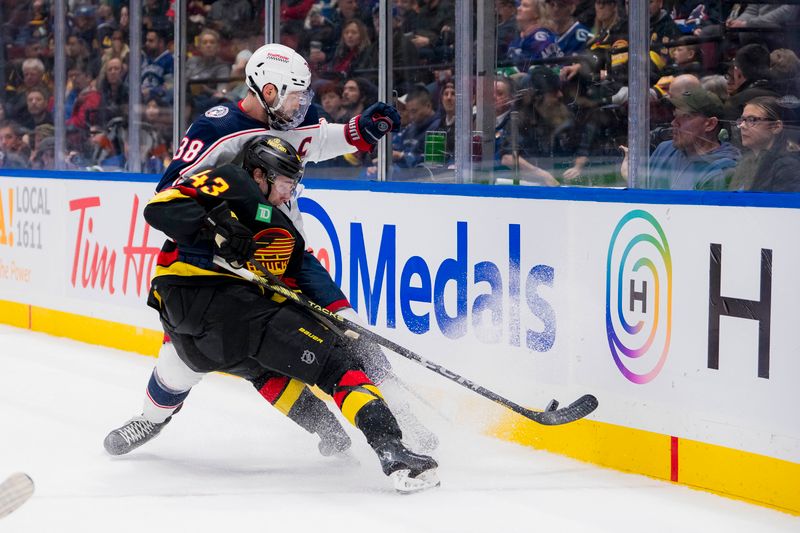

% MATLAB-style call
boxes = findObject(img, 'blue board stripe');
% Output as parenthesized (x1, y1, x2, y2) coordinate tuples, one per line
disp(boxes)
(2, 169, 799, 209)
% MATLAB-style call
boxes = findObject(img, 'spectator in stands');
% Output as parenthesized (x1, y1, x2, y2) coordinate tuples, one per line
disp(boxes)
(186, 28, 231, 116)
(394, 0, 420, 35)
(723, 44, 779, 123)
(503, 67, 568, 185)
(65, 35, 99, 79)
(591, 0, 622, 37)
(97, 57, 129, 126)
(646, 0, 681, 57)
(102, 30, 131, 65)
(142, 28, 174, 103)
(118, 6, 130, 40)
(493, 76, 516, 158)
(393, 87, 442, 172)
(329, 0, 369, 45)
(143, 0, 170, 32)
(497, 0, 519, 58)
(302, 5, 337, 66)
(143, 96, 172, 162)
(29, 135, 55, 170)
(545, 0, 593, 55)
(66, 61, 101, 130)
(770, 49, 800, 97)
(207, 0, 254, 38)
(507, 0, 562, 73)
(621, 88, 739, 189)
(668, 36, 703, 76)
(282, 0, 316, 25)
(700, 74, 728, 103)
(0, 120, 31, 168)
(71, 5, 98, 49)
(17, 86, 52, 131)
(366, 5, 421, 96)
(326, 19, 373, 76)
(88, 117, 126, 170)
(729, 96, 800, 192)
(96, 4, 118, 50)
(223, 49, 253, 102)
(409, 0, 455, 63)
(65, 124, 92, 168)
(726, 3, 800, 49)
(32, 123, 54, 153)
(28, 123, 54, 168)
(318, 81, 348, 123)
(340, 77, 376, 123)
(439, 81, 456, 162)
(5, 58, 48, 123)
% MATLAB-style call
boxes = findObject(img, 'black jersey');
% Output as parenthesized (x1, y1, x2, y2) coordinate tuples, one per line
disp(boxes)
(145, 164, 305, 285)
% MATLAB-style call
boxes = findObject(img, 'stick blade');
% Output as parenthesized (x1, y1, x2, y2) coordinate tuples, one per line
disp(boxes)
(0, 472, 35, 519)
(532, 394, 598, 426)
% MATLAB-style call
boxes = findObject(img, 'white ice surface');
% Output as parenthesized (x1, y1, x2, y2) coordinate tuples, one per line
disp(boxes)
(0, 325, 797, 532)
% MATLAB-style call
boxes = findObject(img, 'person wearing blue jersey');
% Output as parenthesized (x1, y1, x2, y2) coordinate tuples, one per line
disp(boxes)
(506, 0, 563, 73)
(123, 43, 437, 459)
(545, 0, 594, 55)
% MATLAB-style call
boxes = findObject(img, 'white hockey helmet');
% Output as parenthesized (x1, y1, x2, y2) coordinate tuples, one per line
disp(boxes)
(246, 43, 314, 130)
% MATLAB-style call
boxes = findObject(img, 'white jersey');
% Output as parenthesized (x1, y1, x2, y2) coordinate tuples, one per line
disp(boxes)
(157, 101, 358, 240)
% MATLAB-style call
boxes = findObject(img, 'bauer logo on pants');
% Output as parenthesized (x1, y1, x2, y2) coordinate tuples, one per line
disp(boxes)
(605, 210, 672, 384)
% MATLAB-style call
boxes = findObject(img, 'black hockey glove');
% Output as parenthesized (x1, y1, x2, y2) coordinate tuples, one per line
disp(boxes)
(345, 101, 401, 151)
(205, 203, 257, 268)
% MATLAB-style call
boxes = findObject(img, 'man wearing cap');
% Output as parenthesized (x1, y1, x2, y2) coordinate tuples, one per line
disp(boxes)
(623, 88, 739, 190)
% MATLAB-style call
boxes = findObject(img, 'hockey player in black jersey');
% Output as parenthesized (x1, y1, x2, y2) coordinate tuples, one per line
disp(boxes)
(149, 42, 438, 456)
(104, 137, 439, 493)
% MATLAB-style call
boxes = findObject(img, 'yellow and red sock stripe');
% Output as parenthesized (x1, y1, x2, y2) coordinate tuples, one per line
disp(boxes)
(333, 370, 384, 426)
(257, 376, 306, 416)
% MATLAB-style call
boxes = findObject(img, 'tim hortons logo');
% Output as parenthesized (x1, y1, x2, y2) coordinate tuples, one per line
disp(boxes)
(69, 195, 160, 296)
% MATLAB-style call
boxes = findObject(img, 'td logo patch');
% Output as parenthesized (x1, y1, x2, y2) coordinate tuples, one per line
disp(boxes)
(256, 203, 272, 223)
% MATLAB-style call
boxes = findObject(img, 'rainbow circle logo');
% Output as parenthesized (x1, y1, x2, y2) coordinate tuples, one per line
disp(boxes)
(605, 210, 672, 384)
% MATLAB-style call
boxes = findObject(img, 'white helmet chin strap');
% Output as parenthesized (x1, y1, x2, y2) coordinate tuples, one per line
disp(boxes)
(248, 75, 280, 122)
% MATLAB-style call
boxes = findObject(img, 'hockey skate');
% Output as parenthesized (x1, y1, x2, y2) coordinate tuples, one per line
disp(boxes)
(104, 415, 172, 456)
(374, 439, 440, 494)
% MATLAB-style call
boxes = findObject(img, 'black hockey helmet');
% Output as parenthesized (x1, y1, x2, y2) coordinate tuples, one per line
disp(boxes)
(243, 135, 303, 187)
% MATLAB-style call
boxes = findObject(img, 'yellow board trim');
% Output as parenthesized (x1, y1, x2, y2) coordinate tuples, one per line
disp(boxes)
(489, 411, 800, 515)
(0, 299, 162, 356)
(272, 378, 306, 416)
(0, 300, 30, 329)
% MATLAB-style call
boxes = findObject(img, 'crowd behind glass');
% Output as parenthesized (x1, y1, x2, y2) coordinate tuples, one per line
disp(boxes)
(1, 0, 799, 191)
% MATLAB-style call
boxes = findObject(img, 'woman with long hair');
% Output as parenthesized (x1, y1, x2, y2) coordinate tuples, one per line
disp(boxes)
(327, 19, 373, 77)
(729, 96, 800, 192)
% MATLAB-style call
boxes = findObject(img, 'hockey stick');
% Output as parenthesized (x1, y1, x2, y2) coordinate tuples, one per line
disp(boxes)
(213, 256, 598, 426)
(0, 473, 34, 519)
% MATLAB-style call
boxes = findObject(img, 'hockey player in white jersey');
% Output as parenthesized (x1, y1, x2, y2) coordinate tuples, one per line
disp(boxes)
(105, 43, 437, 461)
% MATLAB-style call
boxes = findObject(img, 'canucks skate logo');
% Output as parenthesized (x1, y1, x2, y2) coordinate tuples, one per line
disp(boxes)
(251, 227, 295, 277)
(605, 210, 672, 384)
(301, 350, 316, 364)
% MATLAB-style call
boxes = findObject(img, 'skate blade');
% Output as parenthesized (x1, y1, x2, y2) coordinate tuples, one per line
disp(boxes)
(390, 468, 441, 494)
